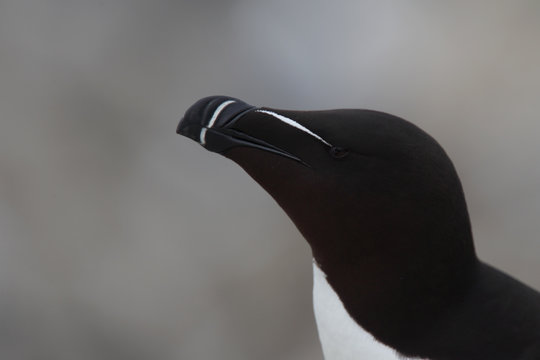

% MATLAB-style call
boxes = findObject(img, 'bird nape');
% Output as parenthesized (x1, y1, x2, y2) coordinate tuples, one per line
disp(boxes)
(177, 95, 540, 360)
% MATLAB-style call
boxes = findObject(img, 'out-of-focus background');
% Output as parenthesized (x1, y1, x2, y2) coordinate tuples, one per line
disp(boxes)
(1, 1, 539, 359)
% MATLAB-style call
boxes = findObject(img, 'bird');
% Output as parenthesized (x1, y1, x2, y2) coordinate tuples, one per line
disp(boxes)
(176, 95, 540, 360)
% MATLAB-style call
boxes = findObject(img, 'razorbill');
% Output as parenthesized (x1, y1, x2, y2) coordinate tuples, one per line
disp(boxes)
(176, 96, 540, 360)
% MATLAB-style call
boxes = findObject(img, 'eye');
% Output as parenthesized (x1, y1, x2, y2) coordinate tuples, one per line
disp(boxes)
(329, 146, 349, 159)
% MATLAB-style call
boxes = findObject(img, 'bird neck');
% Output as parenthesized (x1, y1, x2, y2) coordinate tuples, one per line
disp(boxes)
(311, 225, 478, 355)
(312, 262, 419, 360)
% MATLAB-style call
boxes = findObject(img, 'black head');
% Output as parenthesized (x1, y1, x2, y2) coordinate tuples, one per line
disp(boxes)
(177, 96, 478, 346)
(178, 96, 475, 263)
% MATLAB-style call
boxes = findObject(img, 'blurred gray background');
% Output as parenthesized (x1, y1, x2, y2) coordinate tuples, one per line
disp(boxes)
(1, 1, 539, 359)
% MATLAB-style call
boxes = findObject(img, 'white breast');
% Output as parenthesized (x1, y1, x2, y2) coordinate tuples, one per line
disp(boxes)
(312, 262, 419, 360)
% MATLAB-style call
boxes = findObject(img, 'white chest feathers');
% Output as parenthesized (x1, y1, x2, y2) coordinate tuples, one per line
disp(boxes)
(312, 262, 420, 360)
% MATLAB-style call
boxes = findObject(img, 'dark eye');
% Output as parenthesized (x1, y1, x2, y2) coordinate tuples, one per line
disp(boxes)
(329, 146, 349, 159)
